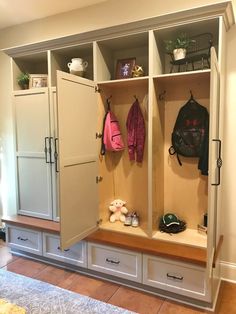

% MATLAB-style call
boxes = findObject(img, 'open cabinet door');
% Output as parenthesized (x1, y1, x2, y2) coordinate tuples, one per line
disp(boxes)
(56, 71, 99, 250)
(207, 47, 221, 294)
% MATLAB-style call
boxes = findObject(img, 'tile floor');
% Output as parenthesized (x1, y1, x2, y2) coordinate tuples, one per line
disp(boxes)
(0, 239, 235, 314)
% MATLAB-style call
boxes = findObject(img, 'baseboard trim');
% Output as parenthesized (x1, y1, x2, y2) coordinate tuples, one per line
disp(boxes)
(220, 261, 236, 283)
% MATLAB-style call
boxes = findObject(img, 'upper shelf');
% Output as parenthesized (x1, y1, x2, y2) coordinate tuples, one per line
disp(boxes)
(97, 76, 149, 88)
(9, 10, 224, 90)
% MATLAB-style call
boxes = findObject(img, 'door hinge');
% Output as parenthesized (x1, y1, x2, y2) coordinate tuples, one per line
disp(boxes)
(97, 219, 102, 226)
(96, 132, 102, 139)
(96, 176, 103, 183)
(95, 86, 101, 93)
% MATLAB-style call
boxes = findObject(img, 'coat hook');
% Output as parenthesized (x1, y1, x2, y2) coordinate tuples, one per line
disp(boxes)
(106, 95, 112, 111)
(134, 95, 138, 101)
(190, 90, 194, 99)
(159, 90, 166, 100)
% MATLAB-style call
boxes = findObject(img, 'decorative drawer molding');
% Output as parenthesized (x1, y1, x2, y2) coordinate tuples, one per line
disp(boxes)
(88, 242, 142, 282)
(43, 233, 87, 267)
(6, 225, 42, 255)
(143, 254, 207, 301)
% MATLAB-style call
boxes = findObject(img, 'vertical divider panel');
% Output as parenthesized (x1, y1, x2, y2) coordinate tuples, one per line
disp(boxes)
(93, 41, 98, 82)
(148, 31, 154, 237)
(47, 50, 52, 88)
(11, 58, 22, 91)
(96, 85, 116, 224)
(149, 30, 163, 76)
(94, 41, 112, 82)
(151, 79, 165, 233)
(147, 78, 154, 237)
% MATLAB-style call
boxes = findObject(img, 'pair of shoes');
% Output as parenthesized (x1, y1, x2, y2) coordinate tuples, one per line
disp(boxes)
(124, 212, 139, 227)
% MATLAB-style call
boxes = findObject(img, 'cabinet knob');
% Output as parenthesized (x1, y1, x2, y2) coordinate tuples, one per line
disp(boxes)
(105, 258, 120, 265)
(17, 236, 28, 241)
(57, 246, 70, 252)
(166, 273, 183, 281)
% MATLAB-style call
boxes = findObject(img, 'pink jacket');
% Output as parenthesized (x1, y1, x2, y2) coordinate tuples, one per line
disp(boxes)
(126, 99, 145, 163)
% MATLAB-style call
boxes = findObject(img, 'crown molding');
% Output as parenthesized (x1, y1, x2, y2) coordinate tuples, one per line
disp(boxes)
(2, 1, 234, 57)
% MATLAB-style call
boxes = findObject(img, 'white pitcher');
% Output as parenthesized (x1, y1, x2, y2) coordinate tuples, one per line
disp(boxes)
(67, 58, 88, 76)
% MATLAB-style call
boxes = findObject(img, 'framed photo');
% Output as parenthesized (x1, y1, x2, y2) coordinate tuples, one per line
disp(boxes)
(115, 58, 136, 79)
(29, 74, 48, 88)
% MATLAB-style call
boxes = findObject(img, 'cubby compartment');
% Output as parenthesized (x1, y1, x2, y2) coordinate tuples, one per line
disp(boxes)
(12, 51, 48, 90)
(95, 32, 149, 82)
(151, 18, 219, 75)
(152, 71, 210, 248)
(50, 43, 94, 86)
(97, 78, 149, 237)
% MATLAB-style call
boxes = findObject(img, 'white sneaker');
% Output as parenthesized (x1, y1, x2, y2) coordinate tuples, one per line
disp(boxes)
(131, 212, 139, 227)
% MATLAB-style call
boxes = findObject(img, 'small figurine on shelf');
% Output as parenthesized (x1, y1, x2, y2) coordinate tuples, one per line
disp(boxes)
(109, 199, 128, 223)
(132, 65, 144, 78)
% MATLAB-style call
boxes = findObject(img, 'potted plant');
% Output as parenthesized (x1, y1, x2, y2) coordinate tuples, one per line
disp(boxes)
(17, 72, 30, 89)
(164, 33, 195, 60)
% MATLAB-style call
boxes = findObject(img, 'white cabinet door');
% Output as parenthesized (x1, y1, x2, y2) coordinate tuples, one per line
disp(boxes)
(13, 88, 53, 220)
(56, 71, 99, 250)
(207, 47, 221, 278)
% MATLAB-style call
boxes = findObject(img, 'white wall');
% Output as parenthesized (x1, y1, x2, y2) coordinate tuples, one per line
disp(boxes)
(0, 0, 236, 280)
(0, 0, 233, 49)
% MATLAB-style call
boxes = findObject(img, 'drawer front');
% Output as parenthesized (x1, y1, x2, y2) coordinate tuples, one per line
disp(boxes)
(43, 233, 87, 267)
(88, 242, 142, 282)
(7, 225, 42, 255)
(143, 254, 206, 300)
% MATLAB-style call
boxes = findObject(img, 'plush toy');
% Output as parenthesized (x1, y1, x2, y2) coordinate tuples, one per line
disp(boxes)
(109, 199, 128, 223)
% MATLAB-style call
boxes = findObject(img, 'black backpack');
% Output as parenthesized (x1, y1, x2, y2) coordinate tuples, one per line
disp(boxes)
(169, 96, 209, 175)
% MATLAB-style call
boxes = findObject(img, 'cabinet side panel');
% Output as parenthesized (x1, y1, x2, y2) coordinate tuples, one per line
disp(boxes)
(97, 87, 116, 223)
(112, 85, 148, 227)
(152, 82, 165, 230)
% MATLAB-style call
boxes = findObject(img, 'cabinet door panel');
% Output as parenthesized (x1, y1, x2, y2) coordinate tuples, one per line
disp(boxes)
(13, 89, 53, 220)
(56, 71, 99, 249)
(17, 157, 52, 218)
(14, 90, 50, 152)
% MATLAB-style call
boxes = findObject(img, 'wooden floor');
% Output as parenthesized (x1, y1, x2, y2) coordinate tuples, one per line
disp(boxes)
(0, 240, 235, 314)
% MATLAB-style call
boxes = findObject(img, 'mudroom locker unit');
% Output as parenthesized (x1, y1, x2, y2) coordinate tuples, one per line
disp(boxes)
(2, 1, 234, 309)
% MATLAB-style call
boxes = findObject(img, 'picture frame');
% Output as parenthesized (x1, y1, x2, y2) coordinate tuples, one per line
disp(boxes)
(115, 58, 136, 79)
(29, 74, 48, 88)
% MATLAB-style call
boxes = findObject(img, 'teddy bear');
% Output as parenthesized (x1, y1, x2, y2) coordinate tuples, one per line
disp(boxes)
(109, 199, 128, 223)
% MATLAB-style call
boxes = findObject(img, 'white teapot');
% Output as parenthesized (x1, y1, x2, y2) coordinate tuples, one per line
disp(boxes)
(67, 58, 88, 76)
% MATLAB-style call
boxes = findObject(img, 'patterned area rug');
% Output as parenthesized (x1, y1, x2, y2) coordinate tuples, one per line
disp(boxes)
(0, 269, 135, 314)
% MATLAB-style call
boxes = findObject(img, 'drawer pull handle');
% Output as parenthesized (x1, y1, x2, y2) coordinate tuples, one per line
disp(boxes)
(105, 258, 120, 265)
(167, 273, 183, 281)
(17, 236, 28, 241)
(57, 246, 70, 252)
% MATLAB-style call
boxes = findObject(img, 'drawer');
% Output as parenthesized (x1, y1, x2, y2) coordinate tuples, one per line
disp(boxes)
(6, 225, 42, 255)
(88, 242, 142, 282)
(43, 233, 87, 267)
(143, 254, 206, 300)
